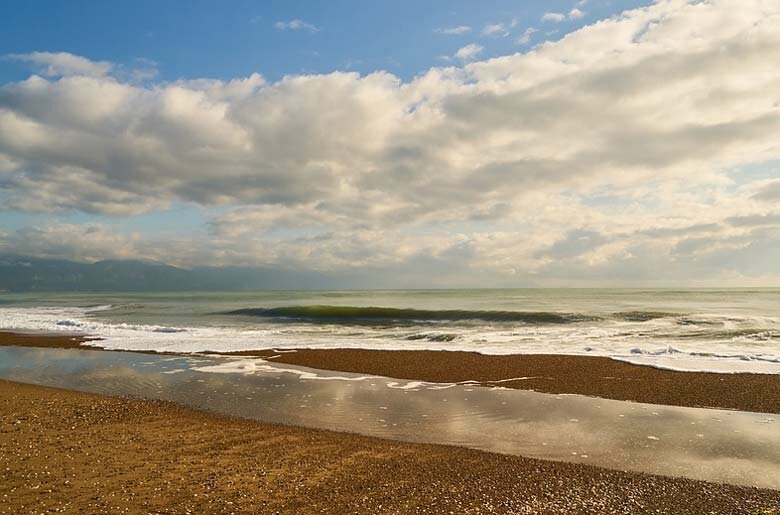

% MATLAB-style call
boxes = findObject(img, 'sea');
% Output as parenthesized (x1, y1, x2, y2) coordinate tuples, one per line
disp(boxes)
(1, 289, 779, 373)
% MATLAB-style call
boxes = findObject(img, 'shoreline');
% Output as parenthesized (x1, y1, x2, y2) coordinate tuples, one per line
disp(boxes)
(245, 348, 780, 414)
(0, 331, 99, 349)
(1, 379, 778, 513)
(2, 331, 780, 414)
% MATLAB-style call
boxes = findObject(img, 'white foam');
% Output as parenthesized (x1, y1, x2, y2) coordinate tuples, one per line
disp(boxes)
(613, 355, 780, 374)
(193, 358, 376, 382)
(0, 306, 284, 353)
(2, 305, 780, 374)
(386, 381, 428, 390)
(487, 376, 543, 383)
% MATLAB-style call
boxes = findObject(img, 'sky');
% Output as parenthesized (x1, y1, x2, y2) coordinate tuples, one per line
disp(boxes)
(1, 0, 779, 287)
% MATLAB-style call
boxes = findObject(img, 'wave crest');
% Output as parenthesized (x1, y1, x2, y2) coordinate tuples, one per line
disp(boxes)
(223, 306, 600, 324)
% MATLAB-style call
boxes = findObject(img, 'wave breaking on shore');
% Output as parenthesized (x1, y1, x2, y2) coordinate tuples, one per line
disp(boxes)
(1, 303, 779, 374)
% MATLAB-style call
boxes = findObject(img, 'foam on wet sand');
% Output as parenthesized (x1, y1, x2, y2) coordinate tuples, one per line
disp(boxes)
(2, 331, 780, 414)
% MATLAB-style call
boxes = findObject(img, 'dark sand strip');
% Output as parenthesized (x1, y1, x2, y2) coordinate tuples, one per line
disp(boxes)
(3, 331, 780, 414)
(235, 348, 780, 414)
(1, 380, 778, 514)
(0, 331, 95, 349)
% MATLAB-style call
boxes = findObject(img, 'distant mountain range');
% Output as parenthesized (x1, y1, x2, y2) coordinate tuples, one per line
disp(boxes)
(0, 255, 349, 292)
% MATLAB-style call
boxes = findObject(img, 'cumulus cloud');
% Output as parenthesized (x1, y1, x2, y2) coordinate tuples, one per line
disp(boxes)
(119, 57, 159, 83)
(516, 28, 538, 45)
(274, 19, 319, 32)
(454, 43, 483, 60)
(726, 213, 780, 227)
(542, 12, 566, 23)
(753, 179, 780, 202)
(435, 26, 471, 35)
(6, 51, 112, 77)
(482, 23, 506, 37)
(2, 0, 780, 284)
(482, 19, 517, 38)
(543, 8, 584, 23)
(0, 223, 144, 263)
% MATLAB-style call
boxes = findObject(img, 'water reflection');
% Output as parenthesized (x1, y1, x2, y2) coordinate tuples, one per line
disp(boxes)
(0, 346, 778, 489)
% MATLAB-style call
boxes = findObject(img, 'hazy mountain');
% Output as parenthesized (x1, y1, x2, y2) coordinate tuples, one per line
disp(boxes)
(0, 255, 347, 292)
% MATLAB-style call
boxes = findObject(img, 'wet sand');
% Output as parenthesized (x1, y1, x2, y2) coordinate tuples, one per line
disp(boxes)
(0, 331, 95, 349)
(1, 380, 778, 514)
(232, 348, 780, 414)
(2, 331, 780, 414)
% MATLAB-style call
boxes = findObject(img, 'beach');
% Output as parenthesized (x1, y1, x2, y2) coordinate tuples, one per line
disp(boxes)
(2, 297, 780, 513)
(3, 331, 779, 414)
(0, 331, 94, 350)
(2, 379, 778, 514)
(238, 348, 780, 414)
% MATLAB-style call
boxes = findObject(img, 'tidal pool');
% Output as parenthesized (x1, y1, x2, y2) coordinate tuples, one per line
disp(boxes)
(0, 346, 778, 489)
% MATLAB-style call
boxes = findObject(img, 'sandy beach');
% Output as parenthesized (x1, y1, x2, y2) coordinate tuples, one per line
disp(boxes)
(242, 348, 780, 414)
(3, 330, 779, 512)
(2, 379, 778, 514)
(0, 331, 95, 350)
(3, 331, 779, 414)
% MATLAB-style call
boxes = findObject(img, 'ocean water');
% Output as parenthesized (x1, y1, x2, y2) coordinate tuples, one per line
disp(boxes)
(1, 289, 779, 373)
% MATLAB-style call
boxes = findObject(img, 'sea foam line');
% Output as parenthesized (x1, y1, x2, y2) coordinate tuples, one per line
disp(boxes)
(2, 305, 780, 374)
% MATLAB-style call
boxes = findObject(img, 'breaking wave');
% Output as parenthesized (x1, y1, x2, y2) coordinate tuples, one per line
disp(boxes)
(224, 305, 608, 324)
(2, 301, 779, 373)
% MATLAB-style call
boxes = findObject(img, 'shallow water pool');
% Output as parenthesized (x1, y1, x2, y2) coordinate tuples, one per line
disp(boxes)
(0, 346, 778, 489)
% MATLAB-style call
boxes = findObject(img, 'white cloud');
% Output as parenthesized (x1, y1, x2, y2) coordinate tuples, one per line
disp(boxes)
(0, 223, 144, 263)
(274, 19, 319, 32)
(541, 7, 585, 23)
(435, 26, 471, 35)
(545, 0, 586, 24)
(454, 43, 483, 60)
(542, 12, 566, 23)
(482, 23, 507, 36)
(517, 27, 538, 45)
(482, 18, 517, 38)
(482, 19, 518, 37)
(121, 57, 159, 83)
(6, 52, 112, 77)
(754, 179, 780, 202)
(2, 0, 780, 283)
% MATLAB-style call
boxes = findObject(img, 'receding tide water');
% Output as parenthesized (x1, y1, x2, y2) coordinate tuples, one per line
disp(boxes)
(1, 289, 779, 372)
(1, 346, 778, 489)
